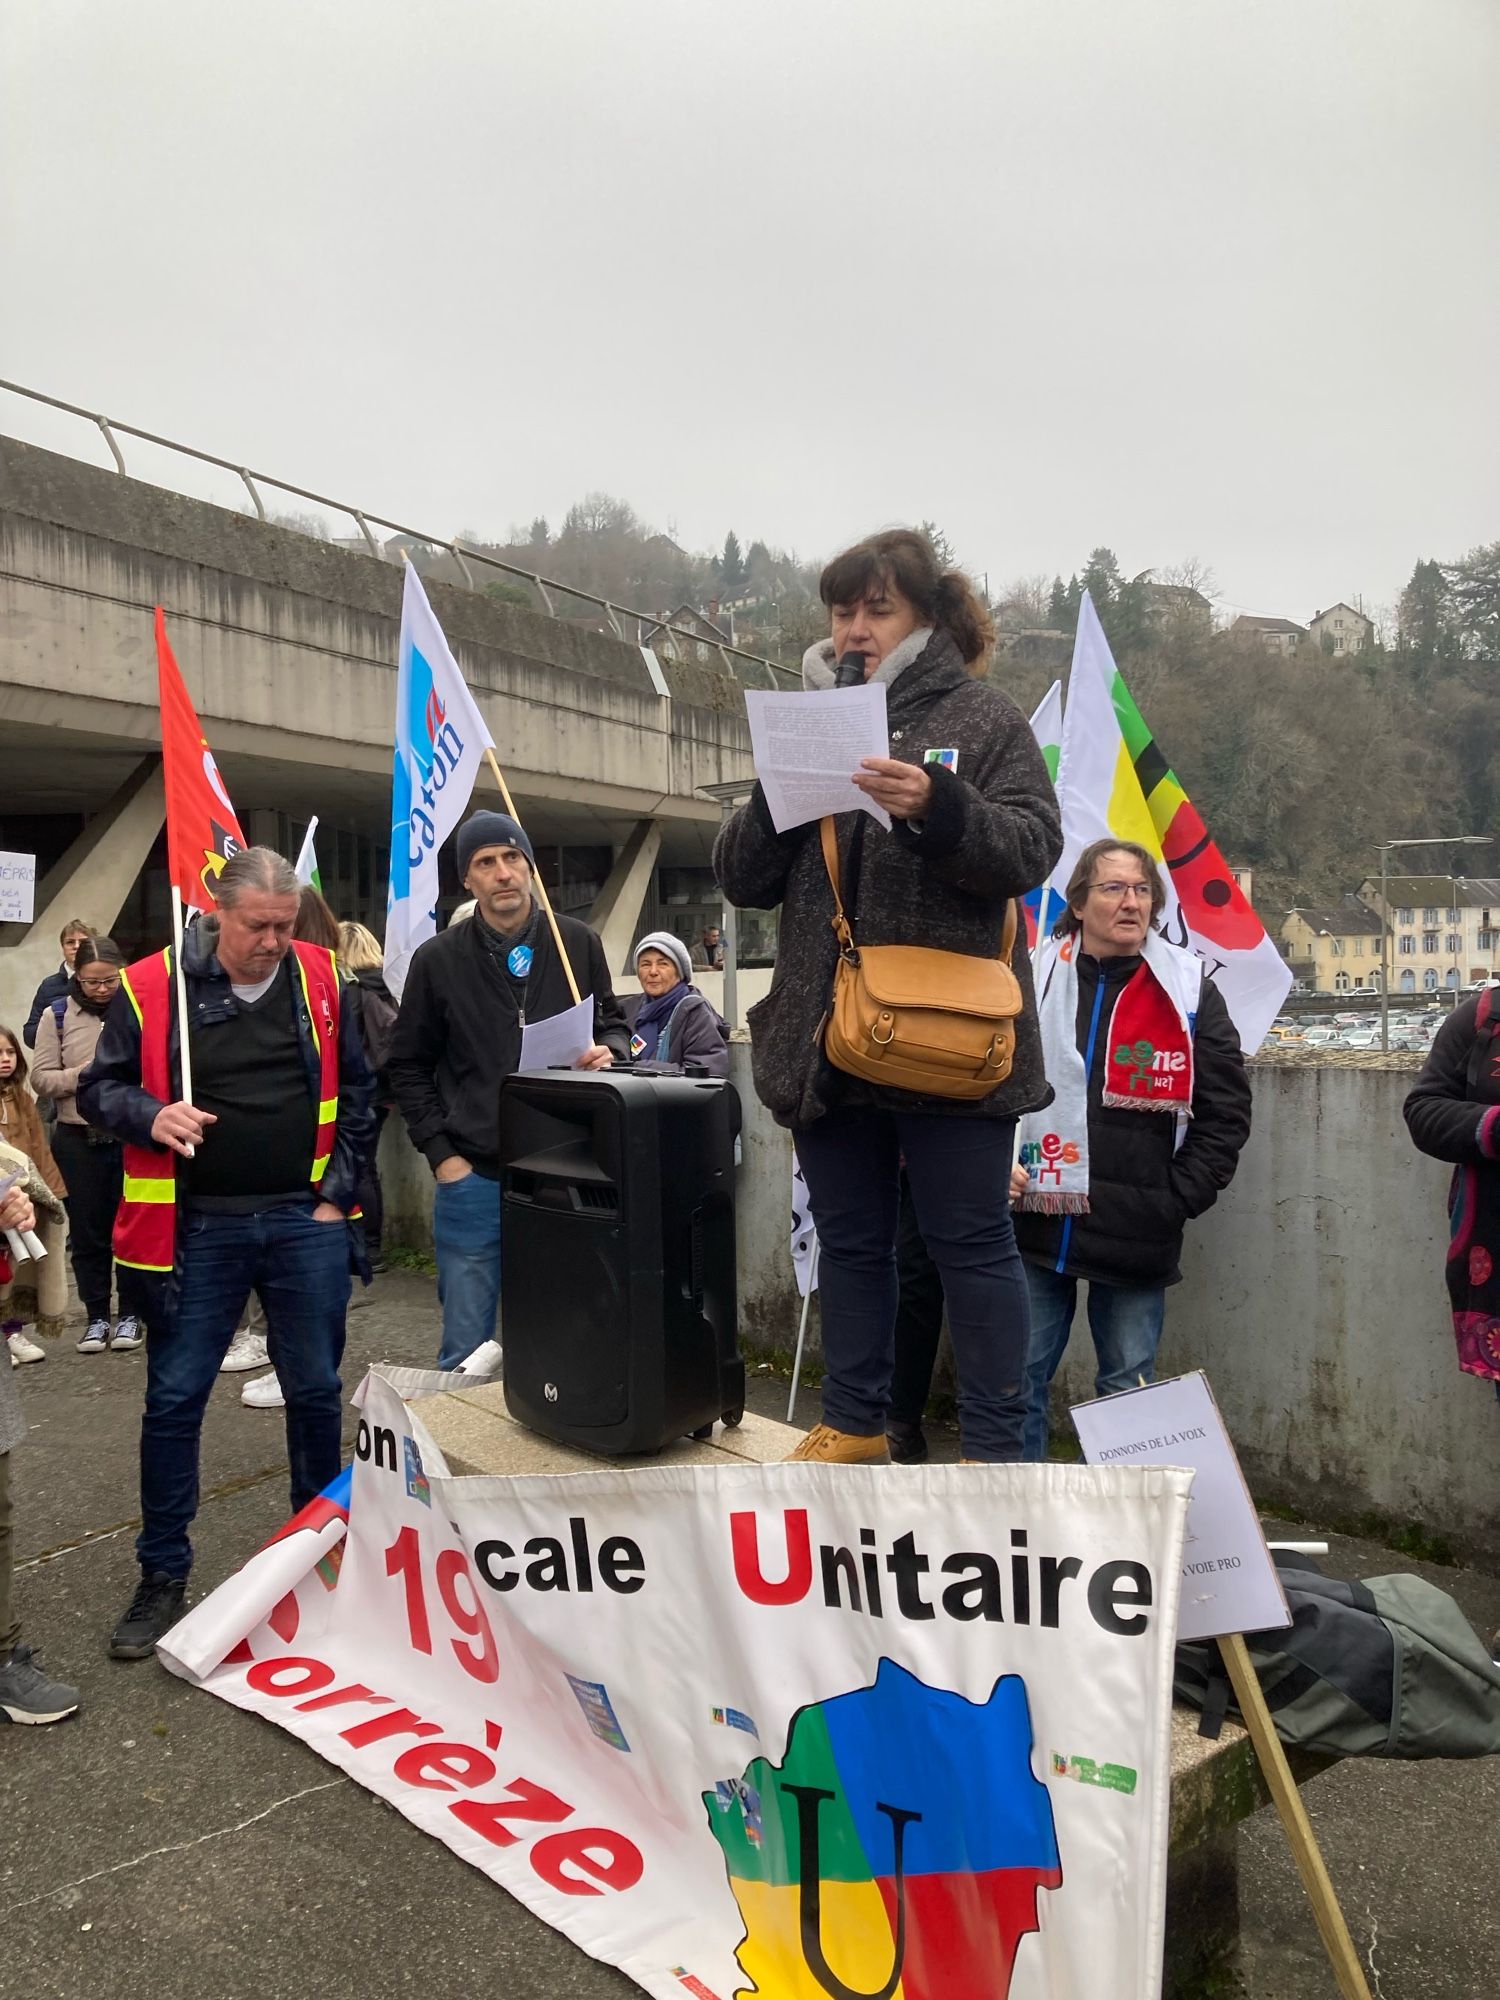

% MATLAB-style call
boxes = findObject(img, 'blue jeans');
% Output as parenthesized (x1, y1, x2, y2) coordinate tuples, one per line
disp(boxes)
(1021, 1263, 1167, 1461)
(433, 1170, 502, 1369)
(137, 1202, 351, 1577)
(793, 1108, 1031, 1462)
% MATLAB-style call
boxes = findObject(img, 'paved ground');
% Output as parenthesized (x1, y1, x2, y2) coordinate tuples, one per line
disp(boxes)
(2, 1269, 1497, 1997)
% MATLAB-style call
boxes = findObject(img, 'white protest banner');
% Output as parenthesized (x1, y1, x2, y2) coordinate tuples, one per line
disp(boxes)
(1071, 1370, 1290, 1642)
(0, 850, 37, 923)
(161, 1369, 1190, 2000)
(385, 564, 496, 1000)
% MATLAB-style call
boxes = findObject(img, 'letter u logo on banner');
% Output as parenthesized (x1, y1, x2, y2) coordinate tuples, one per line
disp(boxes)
(785, 1784, 921, 2000)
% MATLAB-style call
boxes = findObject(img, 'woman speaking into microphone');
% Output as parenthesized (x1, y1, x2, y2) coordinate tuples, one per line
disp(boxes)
(714, 529, 1061, 1464)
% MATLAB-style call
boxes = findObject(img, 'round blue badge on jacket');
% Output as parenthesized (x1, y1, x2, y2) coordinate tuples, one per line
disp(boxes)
(507, 944, 534, 978)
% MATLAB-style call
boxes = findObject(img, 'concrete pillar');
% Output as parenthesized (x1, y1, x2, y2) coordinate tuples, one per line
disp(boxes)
(0, 756, 164, 1032)
(587, 818, 663, 975)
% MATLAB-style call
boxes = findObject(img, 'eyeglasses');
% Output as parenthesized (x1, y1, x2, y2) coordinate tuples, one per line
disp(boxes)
(1089, 881, 1154, 903)
(79, 974, 121, 992)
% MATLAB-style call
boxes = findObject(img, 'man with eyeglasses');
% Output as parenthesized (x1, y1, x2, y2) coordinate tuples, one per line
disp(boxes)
(1009, 838, 1251, 1458)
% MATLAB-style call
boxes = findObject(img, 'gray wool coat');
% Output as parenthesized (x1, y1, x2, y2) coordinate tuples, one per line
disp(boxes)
(716, 627, 1063, 1132)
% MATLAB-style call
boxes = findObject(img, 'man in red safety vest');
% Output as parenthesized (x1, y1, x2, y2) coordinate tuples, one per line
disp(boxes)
(79, 848, 375, 1661)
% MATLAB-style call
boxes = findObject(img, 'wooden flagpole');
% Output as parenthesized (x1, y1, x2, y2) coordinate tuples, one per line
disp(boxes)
(480, 744, 583, 1010)
(1216, 1633, 1373, 1999)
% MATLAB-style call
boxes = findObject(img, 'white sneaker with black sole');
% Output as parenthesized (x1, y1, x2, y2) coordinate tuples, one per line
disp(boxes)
(112, 1315, 143, 1351)
(76, 1319, 111, 1354)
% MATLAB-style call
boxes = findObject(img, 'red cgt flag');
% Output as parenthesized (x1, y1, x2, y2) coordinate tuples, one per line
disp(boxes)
(156, 606, 246, 911)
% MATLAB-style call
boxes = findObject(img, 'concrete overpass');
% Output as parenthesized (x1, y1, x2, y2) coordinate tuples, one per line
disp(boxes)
(0, 431, 773, 1024)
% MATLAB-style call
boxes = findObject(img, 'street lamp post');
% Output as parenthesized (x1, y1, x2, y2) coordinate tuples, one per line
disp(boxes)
(1374, 835, 1492, 1050)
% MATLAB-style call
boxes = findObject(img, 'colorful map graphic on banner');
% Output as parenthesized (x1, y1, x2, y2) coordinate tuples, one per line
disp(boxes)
(705, 1660, 1061, 2000)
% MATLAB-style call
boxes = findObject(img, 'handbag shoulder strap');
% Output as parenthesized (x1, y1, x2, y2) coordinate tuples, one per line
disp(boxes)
(819, 817, 855, 952)
(821, 813, 1021, 966)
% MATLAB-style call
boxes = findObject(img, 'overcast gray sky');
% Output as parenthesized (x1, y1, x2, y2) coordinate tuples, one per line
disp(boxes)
(3, 0, 1495, 623)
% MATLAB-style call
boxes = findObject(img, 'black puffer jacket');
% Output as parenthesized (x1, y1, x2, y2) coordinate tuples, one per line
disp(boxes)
(714, 629, 1062, 1132)
(1013, 953, 1252, 1286)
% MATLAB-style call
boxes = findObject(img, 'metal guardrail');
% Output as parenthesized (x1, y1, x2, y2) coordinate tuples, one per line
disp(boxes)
(0, 378, 800, 691)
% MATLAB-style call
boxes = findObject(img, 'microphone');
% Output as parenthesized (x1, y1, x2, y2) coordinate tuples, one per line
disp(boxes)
(834, 650, 867, 688)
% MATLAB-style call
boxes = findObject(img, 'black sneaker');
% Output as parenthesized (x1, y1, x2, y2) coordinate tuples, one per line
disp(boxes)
(0, 1642, 81, 1724)
(886, 1419, 929, 1465)
(109, 1573, 187, 1660)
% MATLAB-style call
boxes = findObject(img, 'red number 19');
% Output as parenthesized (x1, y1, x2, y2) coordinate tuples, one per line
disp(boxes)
(384, 1526, 499, 1684)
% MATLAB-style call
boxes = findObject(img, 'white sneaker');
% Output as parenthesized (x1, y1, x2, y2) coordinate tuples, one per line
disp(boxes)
(6, 1330, 46, 1366)
(456, 1338, 503, 1379)
(241, 1369, 285, 1409)
(112, 1315, 143, 1352)
(76, 1319, 111, 1354)
(220, 1328, 270, 1374)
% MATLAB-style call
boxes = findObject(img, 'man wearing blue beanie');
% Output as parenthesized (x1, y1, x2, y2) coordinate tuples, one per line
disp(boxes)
(387, 809, 630, 1368)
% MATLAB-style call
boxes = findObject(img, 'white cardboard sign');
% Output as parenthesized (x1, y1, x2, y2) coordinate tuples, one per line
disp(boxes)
(1071, 1371, 1290, 1642)
(0, 850, 36, 924)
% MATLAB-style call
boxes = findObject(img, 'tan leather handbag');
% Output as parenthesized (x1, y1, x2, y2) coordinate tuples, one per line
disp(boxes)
(818, 817, 1023, 1101)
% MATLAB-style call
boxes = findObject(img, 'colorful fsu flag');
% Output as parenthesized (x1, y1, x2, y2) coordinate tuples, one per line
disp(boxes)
(1023, 680, 1064, 949)
(385, 564, 496, 999)
(156, 606, 246, 912)
(1054, 595, 1291, 1051)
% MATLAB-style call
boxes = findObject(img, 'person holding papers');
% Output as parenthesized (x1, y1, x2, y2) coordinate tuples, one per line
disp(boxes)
(387, 810, 630, 1371)
(715, 528, 1061, 1464)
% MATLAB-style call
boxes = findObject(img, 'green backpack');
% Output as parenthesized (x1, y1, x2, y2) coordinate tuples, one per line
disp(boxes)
(1174, 1553, 1500, 1759)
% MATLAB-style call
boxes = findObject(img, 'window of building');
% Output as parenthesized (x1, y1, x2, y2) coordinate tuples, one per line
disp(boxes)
(1447, 933, 1462, 954)
(1400, 969, 1416, 993)
(1479, 929, 1495, 952)
(1423, 931, 1439, 953)
(1397, 907, 1414, 925)
(1422, 907, 1440, 925)
(1399, 935, 1415, 956)
(1334, 970, 1350, 993)
(1353, 938, 1364, 958)
(1424, 969, 1439, 991)
(1330, 938, 1345, 957)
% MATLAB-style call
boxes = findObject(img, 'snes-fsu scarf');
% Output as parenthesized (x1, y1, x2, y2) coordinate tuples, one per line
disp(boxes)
(1016, 930, 1201, 1215)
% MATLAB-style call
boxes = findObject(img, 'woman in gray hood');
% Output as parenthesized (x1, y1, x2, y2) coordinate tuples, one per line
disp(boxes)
(628, 933, 729, 1077)
(714, 528, 1061, 1466)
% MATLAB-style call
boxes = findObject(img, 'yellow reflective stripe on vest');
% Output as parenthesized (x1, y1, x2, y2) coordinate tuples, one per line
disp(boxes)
(120, 965, 146, 1027)
(117, 1257, 174, 1273)
(317, 1098, 337, 1125)
(122, 1175, 175, 1204)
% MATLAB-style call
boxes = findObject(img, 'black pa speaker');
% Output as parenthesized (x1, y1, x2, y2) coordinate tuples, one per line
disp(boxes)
(498, 1069, 743, 1455)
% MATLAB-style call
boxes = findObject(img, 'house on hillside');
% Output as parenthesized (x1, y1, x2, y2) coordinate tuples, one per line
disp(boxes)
(1280, 898, 1385, 993)
(1308, 603, 1373, 655)
(1232, 614, 1306, 654)
(1137, 577, 1214, 630)
(644, 604, 732, 667)
(1356, 874, 1500, 994)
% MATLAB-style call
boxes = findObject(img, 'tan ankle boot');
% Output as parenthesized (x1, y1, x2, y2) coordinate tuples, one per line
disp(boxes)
(784, 1424, 891, 1465)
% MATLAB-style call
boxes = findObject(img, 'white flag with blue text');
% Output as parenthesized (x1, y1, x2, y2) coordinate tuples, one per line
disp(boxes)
(384, 565, 495, 999)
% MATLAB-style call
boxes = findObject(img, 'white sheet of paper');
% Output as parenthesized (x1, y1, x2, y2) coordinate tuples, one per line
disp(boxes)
(518, 995, 596, 1073)
(1071, 1370, 1290, 1642)
(743, 683, 892, 833)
